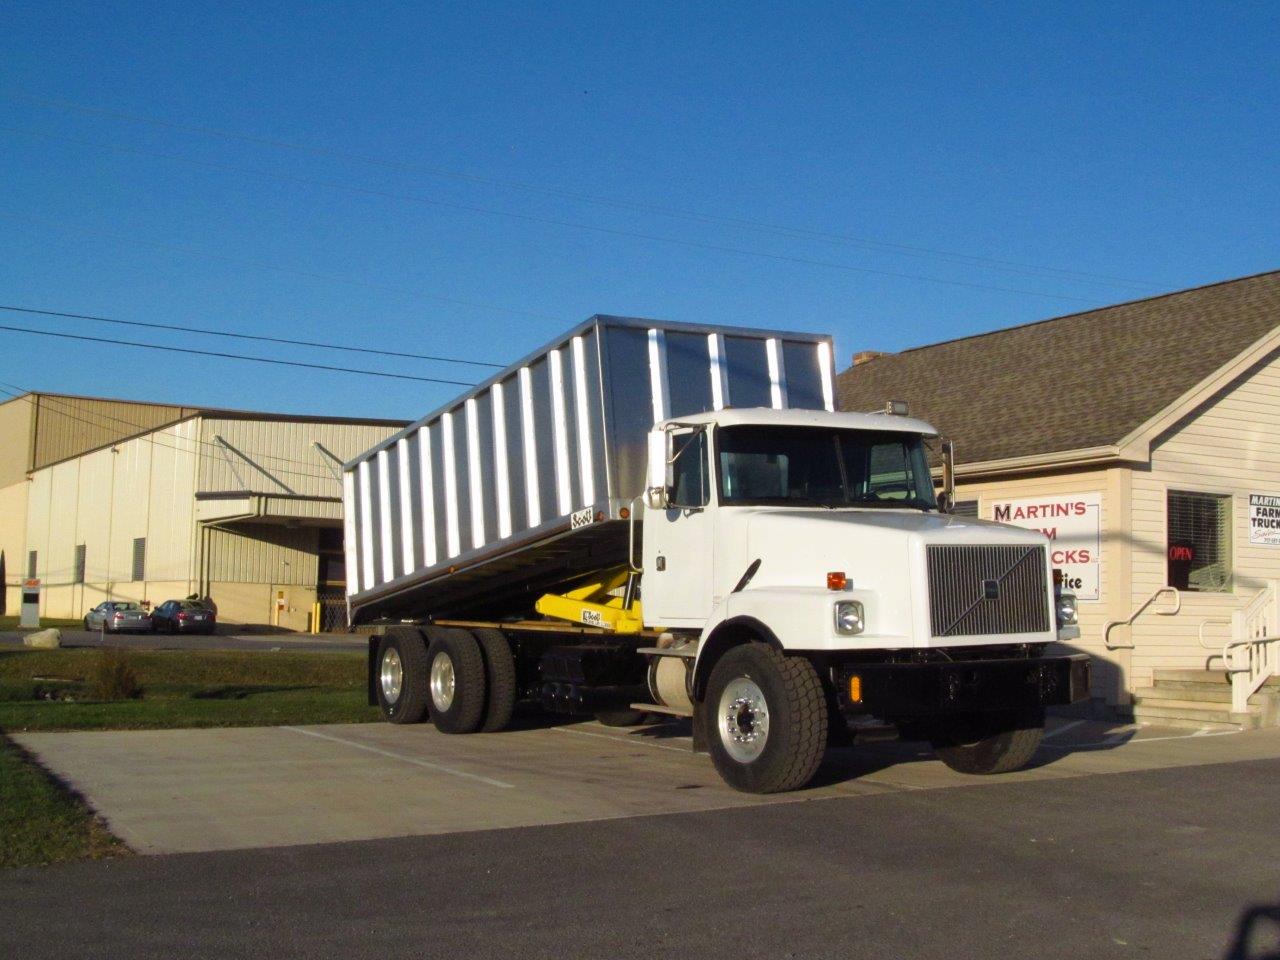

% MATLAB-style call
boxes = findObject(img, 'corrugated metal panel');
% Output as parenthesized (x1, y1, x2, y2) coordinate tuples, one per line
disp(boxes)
(31, 395, 194, 470)
(206, 524, 319, 585)
(0, 395, 35, 486)
(346, 315, 834, 620)
(197, 418, 401, 498)
(22, 420, 200, 594)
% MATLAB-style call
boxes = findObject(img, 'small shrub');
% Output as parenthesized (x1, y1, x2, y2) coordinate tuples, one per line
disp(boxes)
(92, 649, 143, 701)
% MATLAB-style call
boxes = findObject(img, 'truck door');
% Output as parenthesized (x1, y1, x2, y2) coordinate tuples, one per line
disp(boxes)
(643, 428, 715, 627)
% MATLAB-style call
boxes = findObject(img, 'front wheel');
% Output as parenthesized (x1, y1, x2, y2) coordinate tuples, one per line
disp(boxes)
(701, 644, 828, 794)
(930, 709, 1045, 774)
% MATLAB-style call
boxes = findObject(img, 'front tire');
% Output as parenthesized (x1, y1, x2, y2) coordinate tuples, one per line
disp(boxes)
(375, 627, 431, 724)
(423, 627, 487, 734)
(702, 644, 828, 794)
(930, 709, 1045, 774)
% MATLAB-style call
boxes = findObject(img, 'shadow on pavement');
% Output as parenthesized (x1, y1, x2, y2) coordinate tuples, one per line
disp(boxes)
(1225, 904, 1280, 960)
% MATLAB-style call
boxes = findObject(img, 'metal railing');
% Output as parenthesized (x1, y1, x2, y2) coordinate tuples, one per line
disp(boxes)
(1212, 582, 1280, 713)
(1102, 587, 1181, 650)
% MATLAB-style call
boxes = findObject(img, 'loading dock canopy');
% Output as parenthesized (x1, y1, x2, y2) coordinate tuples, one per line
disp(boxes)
(195, 491, 342, 526)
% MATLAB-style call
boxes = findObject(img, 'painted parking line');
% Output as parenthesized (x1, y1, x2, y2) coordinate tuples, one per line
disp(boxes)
(282, 726, 515, 788)
(1041, 728, 1241, 750)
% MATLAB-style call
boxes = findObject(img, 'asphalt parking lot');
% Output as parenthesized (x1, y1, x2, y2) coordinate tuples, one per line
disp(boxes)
(4, 718, 1280, 960)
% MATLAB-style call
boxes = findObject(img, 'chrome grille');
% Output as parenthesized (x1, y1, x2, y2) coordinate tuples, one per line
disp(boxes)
(927, 544, 1050, 638)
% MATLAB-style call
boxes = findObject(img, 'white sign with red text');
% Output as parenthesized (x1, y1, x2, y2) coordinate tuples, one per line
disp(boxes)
(988, 492, 1102, 601)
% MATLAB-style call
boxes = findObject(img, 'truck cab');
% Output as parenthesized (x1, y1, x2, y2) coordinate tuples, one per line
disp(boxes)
(637, 407, 1087, 791)
(644, 408, 1073, 648)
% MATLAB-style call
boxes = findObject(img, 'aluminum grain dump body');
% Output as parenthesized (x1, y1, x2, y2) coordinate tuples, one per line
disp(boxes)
(344, 316, 835, 625)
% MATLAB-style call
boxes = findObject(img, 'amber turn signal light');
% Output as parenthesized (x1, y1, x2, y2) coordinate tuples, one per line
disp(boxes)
(827, 571, 847, 591)
(848, 674, 862, 704)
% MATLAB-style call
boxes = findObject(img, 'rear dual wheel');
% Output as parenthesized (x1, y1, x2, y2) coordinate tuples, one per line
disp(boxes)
(375, 627, 432, 724)
(375, 625, 517, 733)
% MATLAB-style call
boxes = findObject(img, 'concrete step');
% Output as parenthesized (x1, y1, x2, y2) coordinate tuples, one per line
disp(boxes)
(1152, 669, 1280, 689)
(1134, 685, 1267, 706)
(1126, 699, 1257, 730)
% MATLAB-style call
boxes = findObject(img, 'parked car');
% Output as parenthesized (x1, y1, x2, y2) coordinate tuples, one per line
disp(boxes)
(151, 599, 217, 635)
(83, 601, 154, 634)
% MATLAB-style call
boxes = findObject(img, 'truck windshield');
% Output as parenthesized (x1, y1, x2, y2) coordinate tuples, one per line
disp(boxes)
(717, 425, 938, 510)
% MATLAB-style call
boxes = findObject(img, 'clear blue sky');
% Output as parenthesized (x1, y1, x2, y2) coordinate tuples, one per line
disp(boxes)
(1, 1, 1277, 420)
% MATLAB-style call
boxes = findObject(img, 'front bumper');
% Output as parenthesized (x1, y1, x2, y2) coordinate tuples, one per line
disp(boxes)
(836, 653, 1091, 719)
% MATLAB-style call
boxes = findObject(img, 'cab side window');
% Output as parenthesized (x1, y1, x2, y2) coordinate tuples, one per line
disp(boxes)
(670, 430, 710, 508)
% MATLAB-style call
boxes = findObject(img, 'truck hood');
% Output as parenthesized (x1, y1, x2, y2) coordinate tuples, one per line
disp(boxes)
(738, 507, 1045, 592)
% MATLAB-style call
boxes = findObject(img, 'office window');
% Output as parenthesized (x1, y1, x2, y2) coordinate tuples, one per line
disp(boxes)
(1167, 491, 1232, 592)
(74, 545, 86, 585)
(132, 538, 147, 582)
(27, 550, 37, 579)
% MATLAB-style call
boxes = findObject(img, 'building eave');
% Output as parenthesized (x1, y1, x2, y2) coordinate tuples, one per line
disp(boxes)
(1116, 324, 1280, 460)
(954, 445, 1132, 481)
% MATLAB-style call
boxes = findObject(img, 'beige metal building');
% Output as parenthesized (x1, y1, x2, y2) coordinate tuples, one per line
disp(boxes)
(838, 270, 1280, 727)
(0, 392, 405, 630)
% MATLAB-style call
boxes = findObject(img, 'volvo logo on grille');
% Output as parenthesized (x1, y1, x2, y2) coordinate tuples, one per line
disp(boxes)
(982, 579, 1000, 601)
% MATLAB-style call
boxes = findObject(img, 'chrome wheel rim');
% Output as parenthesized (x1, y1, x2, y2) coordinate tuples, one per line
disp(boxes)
(718, 677, 770, 763)
(430, 651, 456, 712)
(380, 647, 404, 704)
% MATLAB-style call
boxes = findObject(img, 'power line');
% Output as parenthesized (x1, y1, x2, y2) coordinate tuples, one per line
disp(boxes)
(2, 89, 1165, 292)
(1, 125, 1109, 305)
(0, 304, 504, 370)
(0, 323, 478, 386)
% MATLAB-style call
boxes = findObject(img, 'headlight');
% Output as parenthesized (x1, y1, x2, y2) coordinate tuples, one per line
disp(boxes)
(1056, 593, 1078, 626)
(834, 600, 865, 635)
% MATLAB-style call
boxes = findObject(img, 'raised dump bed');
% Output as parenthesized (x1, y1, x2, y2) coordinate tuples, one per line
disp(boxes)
(343, 315, 835, 624)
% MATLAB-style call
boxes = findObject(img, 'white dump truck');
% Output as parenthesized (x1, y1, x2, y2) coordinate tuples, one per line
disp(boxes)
(345, 316, 1087, 793)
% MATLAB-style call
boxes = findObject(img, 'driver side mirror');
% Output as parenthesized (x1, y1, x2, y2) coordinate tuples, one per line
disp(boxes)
(646, 428, 670, 509)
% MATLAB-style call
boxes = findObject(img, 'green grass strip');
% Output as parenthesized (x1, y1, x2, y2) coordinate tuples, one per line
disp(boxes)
(0, 734, 128, 869)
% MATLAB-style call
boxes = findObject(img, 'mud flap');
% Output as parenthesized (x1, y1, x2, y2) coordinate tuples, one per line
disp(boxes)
(691, 701, 709, 754)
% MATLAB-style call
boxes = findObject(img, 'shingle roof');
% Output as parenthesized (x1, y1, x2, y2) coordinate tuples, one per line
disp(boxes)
(836, 270, 1280, 466)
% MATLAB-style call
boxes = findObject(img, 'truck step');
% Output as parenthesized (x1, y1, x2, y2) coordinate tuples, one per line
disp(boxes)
(632, 702, 693, 718)
(636, 646, 697, 659)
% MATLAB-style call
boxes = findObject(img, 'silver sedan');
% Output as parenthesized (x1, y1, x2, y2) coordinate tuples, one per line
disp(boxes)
(83, 601, 154, 634)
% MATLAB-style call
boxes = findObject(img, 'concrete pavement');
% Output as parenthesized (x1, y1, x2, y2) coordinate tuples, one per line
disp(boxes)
(14, 715, 1280, 855)
(0, 628, 365, 652)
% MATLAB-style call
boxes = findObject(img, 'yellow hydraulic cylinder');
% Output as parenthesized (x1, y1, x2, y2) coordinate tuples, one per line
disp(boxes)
(535, 566, 644, 633)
